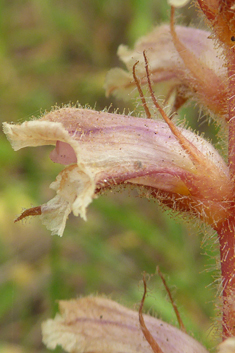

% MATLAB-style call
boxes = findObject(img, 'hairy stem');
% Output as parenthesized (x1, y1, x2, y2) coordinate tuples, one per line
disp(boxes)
(214, 45, 235, 339)
(216, 216, 235, 339)
(228, 49, 235, 180)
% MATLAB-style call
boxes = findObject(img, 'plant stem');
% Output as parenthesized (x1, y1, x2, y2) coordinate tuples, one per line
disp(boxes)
(216, 214, 235, 339)
(215, 46, 235, 339)
(228, 48, 235, 180)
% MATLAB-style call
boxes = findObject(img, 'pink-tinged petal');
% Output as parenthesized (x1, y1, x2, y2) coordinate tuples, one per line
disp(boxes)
(42, 296, 209, 353)
(3, 108, 233, 235)
(117, 26, 219, 74)
(105, 24, 227, 117)
(50, 141, 77, 165)
(218, 337, 235, 353)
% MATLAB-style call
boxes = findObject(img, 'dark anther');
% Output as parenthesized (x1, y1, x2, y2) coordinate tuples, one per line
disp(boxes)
(231, 36, 235, 42)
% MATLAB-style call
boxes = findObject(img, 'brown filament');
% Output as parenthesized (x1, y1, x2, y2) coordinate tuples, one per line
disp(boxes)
(143, 50, 203, 166)
(139, 273, 164, 353)
(157, 267, 186, 333)
(132, 61, 152, 119)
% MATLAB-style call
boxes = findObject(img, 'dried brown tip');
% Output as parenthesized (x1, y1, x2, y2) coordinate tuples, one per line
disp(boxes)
(14, 206, 42, 223)
(143, 50, 203, 166)
(139, 272, 164, 353)
(157, 266, 186, 333)
(132, 60, 152, 119)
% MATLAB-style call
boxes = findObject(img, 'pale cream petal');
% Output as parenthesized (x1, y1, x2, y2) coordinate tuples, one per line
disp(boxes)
(168, 0, 190, 8)
(41, 165, 95, 236)
(42, 297, 209, 353)
(3, 120, 70, 150)
(218, 338, 235, 353)
(105, 68, 133, 99)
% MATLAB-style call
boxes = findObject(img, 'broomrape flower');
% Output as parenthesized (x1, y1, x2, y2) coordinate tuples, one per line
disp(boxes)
(41, 295, 210, 353)
(3, 0, 235, 350)
(3, 104, 232, 236)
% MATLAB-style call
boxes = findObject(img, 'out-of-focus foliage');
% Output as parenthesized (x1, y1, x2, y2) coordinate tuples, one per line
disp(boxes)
(1, 1, 218, 352)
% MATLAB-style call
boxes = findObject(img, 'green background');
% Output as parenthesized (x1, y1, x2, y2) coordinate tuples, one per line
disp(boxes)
(0, 1, 220, 352)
